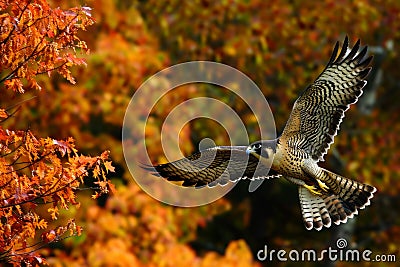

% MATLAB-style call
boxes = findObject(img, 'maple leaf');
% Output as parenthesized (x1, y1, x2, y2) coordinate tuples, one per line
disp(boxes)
(4, 79, 24, 93)
(48, 207, 59, 220)
(103, 161, 115, 173)
(52, 139, 77, 157)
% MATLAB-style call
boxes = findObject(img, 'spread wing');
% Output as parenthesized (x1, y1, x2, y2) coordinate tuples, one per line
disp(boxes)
(143, 146, 280, 188)
(280, 36, 373, 161)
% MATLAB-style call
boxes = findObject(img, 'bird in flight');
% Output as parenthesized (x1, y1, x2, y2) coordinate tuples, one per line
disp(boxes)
(144, 36, 376, 231)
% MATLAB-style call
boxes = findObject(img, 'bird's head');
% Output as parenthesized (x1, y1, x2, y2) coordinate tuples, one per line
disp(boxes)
(246, 140, 277, 160)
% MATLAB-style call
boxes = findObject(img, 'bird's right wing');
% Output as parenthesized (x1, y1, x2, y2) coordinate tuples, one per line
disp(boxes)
(143, 146, 280, 188)
(280, 36, 372, 161)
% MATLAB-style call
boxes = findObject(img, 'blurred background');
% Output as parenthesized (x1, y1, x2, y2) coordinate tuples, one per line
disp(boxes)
(4, 0, 400, 266)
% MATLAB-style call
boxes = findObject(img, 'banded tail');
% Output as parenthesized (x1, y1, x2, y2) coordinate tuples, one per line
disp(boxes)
(299, 170, 376, 231)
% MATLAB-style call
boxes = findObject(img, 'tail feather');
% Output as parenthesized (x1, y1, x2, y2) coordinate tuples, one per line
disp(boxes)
(298, 170, 376, 230)
(323, 169, 376, 212)
(298, 186, 331, 231)
(322, 194, 355, 226)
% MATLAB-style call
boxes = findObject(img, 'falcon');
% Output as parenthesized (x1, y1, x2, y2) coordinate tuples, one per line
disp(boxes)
(144, 36, 376, 231)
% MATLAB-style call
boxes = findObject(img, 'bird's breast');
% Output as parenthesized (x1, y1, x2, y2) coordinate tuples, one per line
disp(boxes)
(272, 143, 306, 178)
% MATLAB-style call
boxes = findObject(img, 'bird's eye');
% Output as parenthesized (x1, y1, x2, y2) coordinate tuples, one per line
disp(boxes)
(254, 144, 261, 149)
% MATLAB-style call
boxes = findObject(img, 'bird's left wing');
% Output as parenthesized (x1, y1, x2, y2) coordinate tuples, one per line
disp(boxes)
(143, 146, 280, 188)
(280, 36, 373, 161)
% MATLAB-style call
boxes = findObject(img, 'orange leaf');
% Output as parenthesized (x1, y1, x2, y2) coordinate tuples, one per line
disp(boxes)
(103, 161, 115, 173)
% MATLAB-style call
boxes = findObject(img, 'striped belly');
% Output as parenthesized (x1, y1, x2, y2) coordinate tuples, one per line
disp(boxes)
(272, 144, 309, 179)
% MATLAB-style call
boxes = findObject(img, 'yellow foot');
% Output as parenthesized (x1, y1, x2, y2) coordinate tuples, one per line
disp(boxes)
(303, 184, 322, 196)
(316, 179, 329, 192)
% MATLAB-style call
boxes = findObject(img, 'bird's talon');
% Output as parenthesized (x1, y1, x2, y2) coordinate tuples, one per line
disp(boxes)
(316, 179, 329, 192)
(304, 184, 322, 195)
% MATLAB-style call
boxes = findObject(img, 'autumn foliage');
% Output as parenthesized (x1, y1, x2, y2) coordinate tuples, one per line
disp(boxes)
(0, 0, 113, 265)
(0, 0, 93, 91)
(1, 0, 400, 266)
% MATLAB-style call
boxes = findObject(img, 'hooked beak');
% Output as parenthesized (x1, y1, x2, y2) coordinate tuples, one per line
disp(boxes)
(246, 146, 253, 155)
